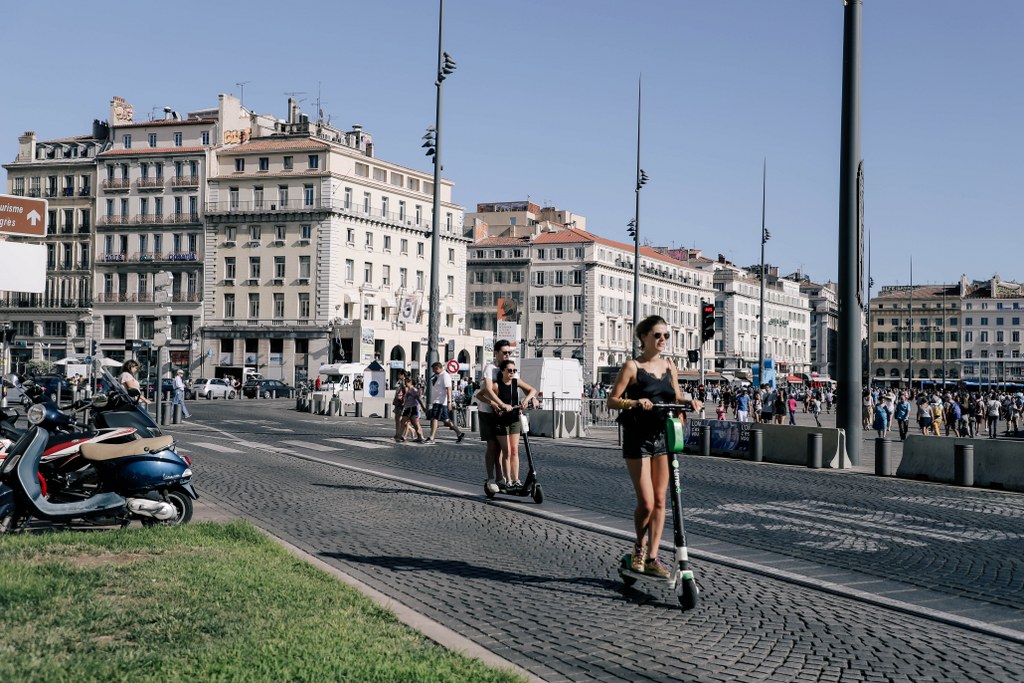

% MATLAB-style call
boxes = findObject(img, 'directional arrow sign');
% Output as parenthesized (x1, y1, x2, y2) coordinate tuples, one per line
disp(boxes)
(0, 194, 47, 237)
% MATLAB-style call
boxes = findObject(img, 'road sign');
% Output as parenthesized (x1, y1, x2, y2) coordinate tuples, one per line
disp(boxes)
(0, 194, 47, 237)
(446, 359, 460, 374)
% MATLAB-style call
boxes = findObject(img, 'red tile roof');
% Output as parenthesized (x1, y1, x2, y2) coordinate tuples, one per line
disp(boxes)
(98, 146, 208, 157)
(533, 227, 697, 269)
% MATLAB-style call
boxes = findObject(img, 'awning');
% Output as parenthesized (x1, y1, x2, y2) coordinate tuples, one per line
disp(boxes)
(343, 294, 355, 304)
(379, 296, 393, 308)
(786, 374, 804, 383)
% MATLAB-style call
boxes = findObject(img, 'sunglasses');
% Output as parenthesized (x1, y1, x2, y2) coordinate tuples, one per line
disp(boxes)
(500, 350, 512, 355)
(503, 368, 518, 373)
(652, 332, 670, 340)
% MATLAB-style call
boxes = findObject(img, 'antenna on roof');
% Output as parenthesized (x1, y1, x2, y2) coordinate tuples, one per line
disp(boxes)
(236, 81, 251, 107)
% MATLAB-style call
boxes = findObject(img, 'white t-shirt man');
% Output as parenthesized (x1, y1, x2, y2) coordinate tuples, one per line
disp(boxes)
(430, 370, 452, 406)
(477, 361, 500, 414)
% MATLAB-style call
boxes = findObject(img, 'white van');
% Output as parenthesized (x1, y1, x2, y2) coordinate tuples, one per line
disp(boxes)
(517, 358, 584, 401)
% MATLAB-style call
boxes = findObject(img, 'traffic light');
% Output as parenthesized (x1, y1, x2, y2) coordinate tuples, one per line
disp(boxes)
(687, 349, 700, 364)
(701, 302, 716, 342)
(91, 340, 97, 355)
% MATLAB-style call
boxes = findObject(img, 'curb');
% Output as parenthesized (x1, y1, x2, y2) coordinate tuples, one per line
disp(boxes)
(192, 494, 543, 683)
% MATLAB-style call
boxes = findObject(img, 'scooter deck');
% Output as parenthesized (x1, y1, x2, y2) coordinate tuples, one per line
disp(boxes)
(618, 565, 674, 584)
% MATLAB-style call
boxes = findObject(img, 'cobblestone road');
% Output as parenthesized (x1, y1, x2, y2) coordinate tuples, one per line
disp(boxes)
(171, 401, 1024, 681)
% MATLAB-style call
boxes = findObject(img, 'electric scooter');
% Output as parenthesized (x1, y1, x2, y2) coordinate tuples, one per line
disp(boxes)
(483, 406, 543, 504)
(617, 403, 700, 611)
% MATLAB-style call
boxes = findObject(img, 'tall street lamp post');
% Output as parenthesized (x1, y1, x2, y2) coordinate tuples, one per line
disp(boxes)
(628, 76, 647, 358)
(837, 0, 863, 465)
(424, 0, 455, 405)
(758, 160, 769, 388)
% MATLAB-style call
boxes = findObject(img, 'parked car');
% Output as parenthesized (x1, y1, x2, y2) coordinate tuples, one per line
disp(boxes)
(192, 377, 236, 400)
(33, 376, 74, 401)
(242, 379, 293, 399)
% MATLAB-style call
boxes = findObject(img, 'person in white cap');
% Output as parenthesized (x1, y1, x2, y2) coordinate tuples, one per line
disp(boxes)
(172, 369, 191, 419)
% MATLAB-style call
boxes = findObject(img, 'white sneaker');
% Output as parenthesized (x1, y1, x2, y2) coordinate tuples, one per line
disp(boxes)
(485, 479, 500, 494)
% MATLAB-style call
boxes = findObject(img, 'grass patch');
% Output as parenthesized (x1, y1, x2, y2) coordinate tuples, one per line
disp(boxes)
(0, 521, 525, 682)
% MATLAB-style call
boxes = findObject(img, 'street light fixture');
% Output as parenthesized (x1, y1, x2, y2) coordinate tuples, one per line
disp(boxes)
(629, 77, 647, 358)
(758, 160, 769, 389)
(425, 0, 455, 406)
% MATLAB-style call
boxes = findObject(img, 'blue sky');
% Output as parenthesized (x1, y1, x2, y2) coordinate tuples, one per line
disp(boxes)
(3, 1, 1021, 290)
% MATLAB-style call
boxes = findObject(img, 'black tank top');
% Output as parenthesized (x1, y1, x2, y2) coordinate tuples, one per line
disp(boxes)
(625, 363, 677, 406)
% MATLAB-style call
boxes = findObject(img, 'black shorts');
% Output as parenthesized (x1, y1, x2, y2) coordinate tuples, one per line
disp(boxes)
(479, 411, 497, 441)
(429, 404, 450, 422)
(622, 426, 667, 460)
(401, 406, 419, 419)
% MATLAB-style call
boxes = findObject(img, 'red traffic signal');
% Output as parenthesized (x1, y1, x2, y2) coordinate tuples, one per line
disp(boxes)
(701, 303, 716, 342)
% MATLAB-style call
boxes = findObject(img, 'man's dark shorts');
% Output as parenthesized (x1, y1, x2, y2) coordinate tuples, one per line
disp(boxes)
(430, 404, 450, 422)
(479, 411, 497, 441)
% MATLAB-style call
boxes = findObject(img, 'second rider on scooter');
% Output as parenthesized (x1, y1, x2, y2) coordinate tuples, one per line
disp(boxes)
(607, 315, 701, 579)
(492, 359, 537, 490)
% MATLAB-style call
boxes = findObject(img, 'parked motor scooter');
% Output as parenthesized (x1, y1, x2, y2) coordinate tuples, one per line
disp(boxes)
(0, 375, 142, 502)
(0, 423, 196, 532)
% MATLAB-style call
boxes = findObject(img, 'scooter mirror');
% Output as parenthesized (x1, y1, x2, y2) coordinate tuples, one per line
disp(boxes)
(3, 373, 18, 388)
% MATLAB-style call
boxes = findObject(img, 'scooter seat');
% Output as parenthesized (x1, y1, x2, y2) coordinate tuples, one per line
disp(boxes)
(80, 436, 174, 461)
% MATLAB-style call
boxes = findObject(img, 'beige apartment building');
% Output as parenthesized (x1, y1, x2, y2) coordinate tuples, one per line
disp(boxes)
(2, 127, 104, 372)
(3, 93, 483, 386)
(204, 99, 477, 385)
(465, 202, 716, 384)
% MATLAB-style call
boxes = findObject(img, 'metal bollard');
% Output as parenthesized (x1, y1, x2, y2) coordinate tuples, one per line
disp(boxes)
(384, 403, 392, 419)
(699, 425, 711, 456)
(807, 432, 823, 469)
(874, 438, 892, 476)
(161, 401, 173, 426)
(355, 402, 363, 418)
(954, 444, 974, 487)
(471, 409, 479, 433)
(749, 428, 763, 462)
(172, 404, 182, 424)
(328, 397, 339, 416)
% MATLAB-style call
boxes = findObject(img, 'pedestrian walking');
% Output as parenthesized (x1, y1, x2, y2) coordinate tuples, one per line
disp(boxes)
(397, 375, 426, 443)
(987, 393, 1002, 439)
(811, 394, 823, 427)
(893, 393, 910, 441)
(392, 370, 407, 441)
(872, 400, 888, 438)
(172, 369, 191, 419)
(426, 362, 466, 444)
(787, 393, 798, 425)
(735, 389, 750, 423)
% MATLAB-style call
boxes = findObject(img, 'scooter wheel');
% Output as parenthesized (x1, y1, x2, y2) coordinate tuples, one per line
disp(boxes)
(678, 577, 699, 611)
(619, 554, 637, 587)
(531, 484, 544, 504)
(142, 488, 193, 527)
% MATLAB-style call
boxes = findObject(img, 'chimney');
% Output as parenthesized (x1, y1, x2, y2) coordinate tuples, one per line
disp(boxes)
(17, 131, 36, 162)
(164, 106, 173, 120)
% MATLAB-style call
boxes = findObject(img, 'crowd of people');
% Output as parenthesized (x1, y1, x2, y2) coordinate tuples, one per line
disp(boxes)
(860, 386, 1022, 440)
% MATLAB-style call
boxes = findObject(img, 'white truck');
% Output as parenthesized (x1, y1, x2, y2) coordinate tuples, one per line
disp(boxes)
(515, 358, 584, 438)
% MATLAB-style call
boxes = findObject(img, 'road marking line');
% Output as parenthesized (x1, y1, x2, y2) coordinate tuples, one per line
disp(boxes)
(324, 438, 389, 450)
(188, 441, 245, 454)
(280, 439, 339, 453)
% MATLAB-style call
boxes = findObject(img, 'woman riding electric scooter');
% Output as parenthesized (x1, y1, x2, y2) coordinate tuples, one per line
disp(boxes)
(607, 315, 701, 578)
